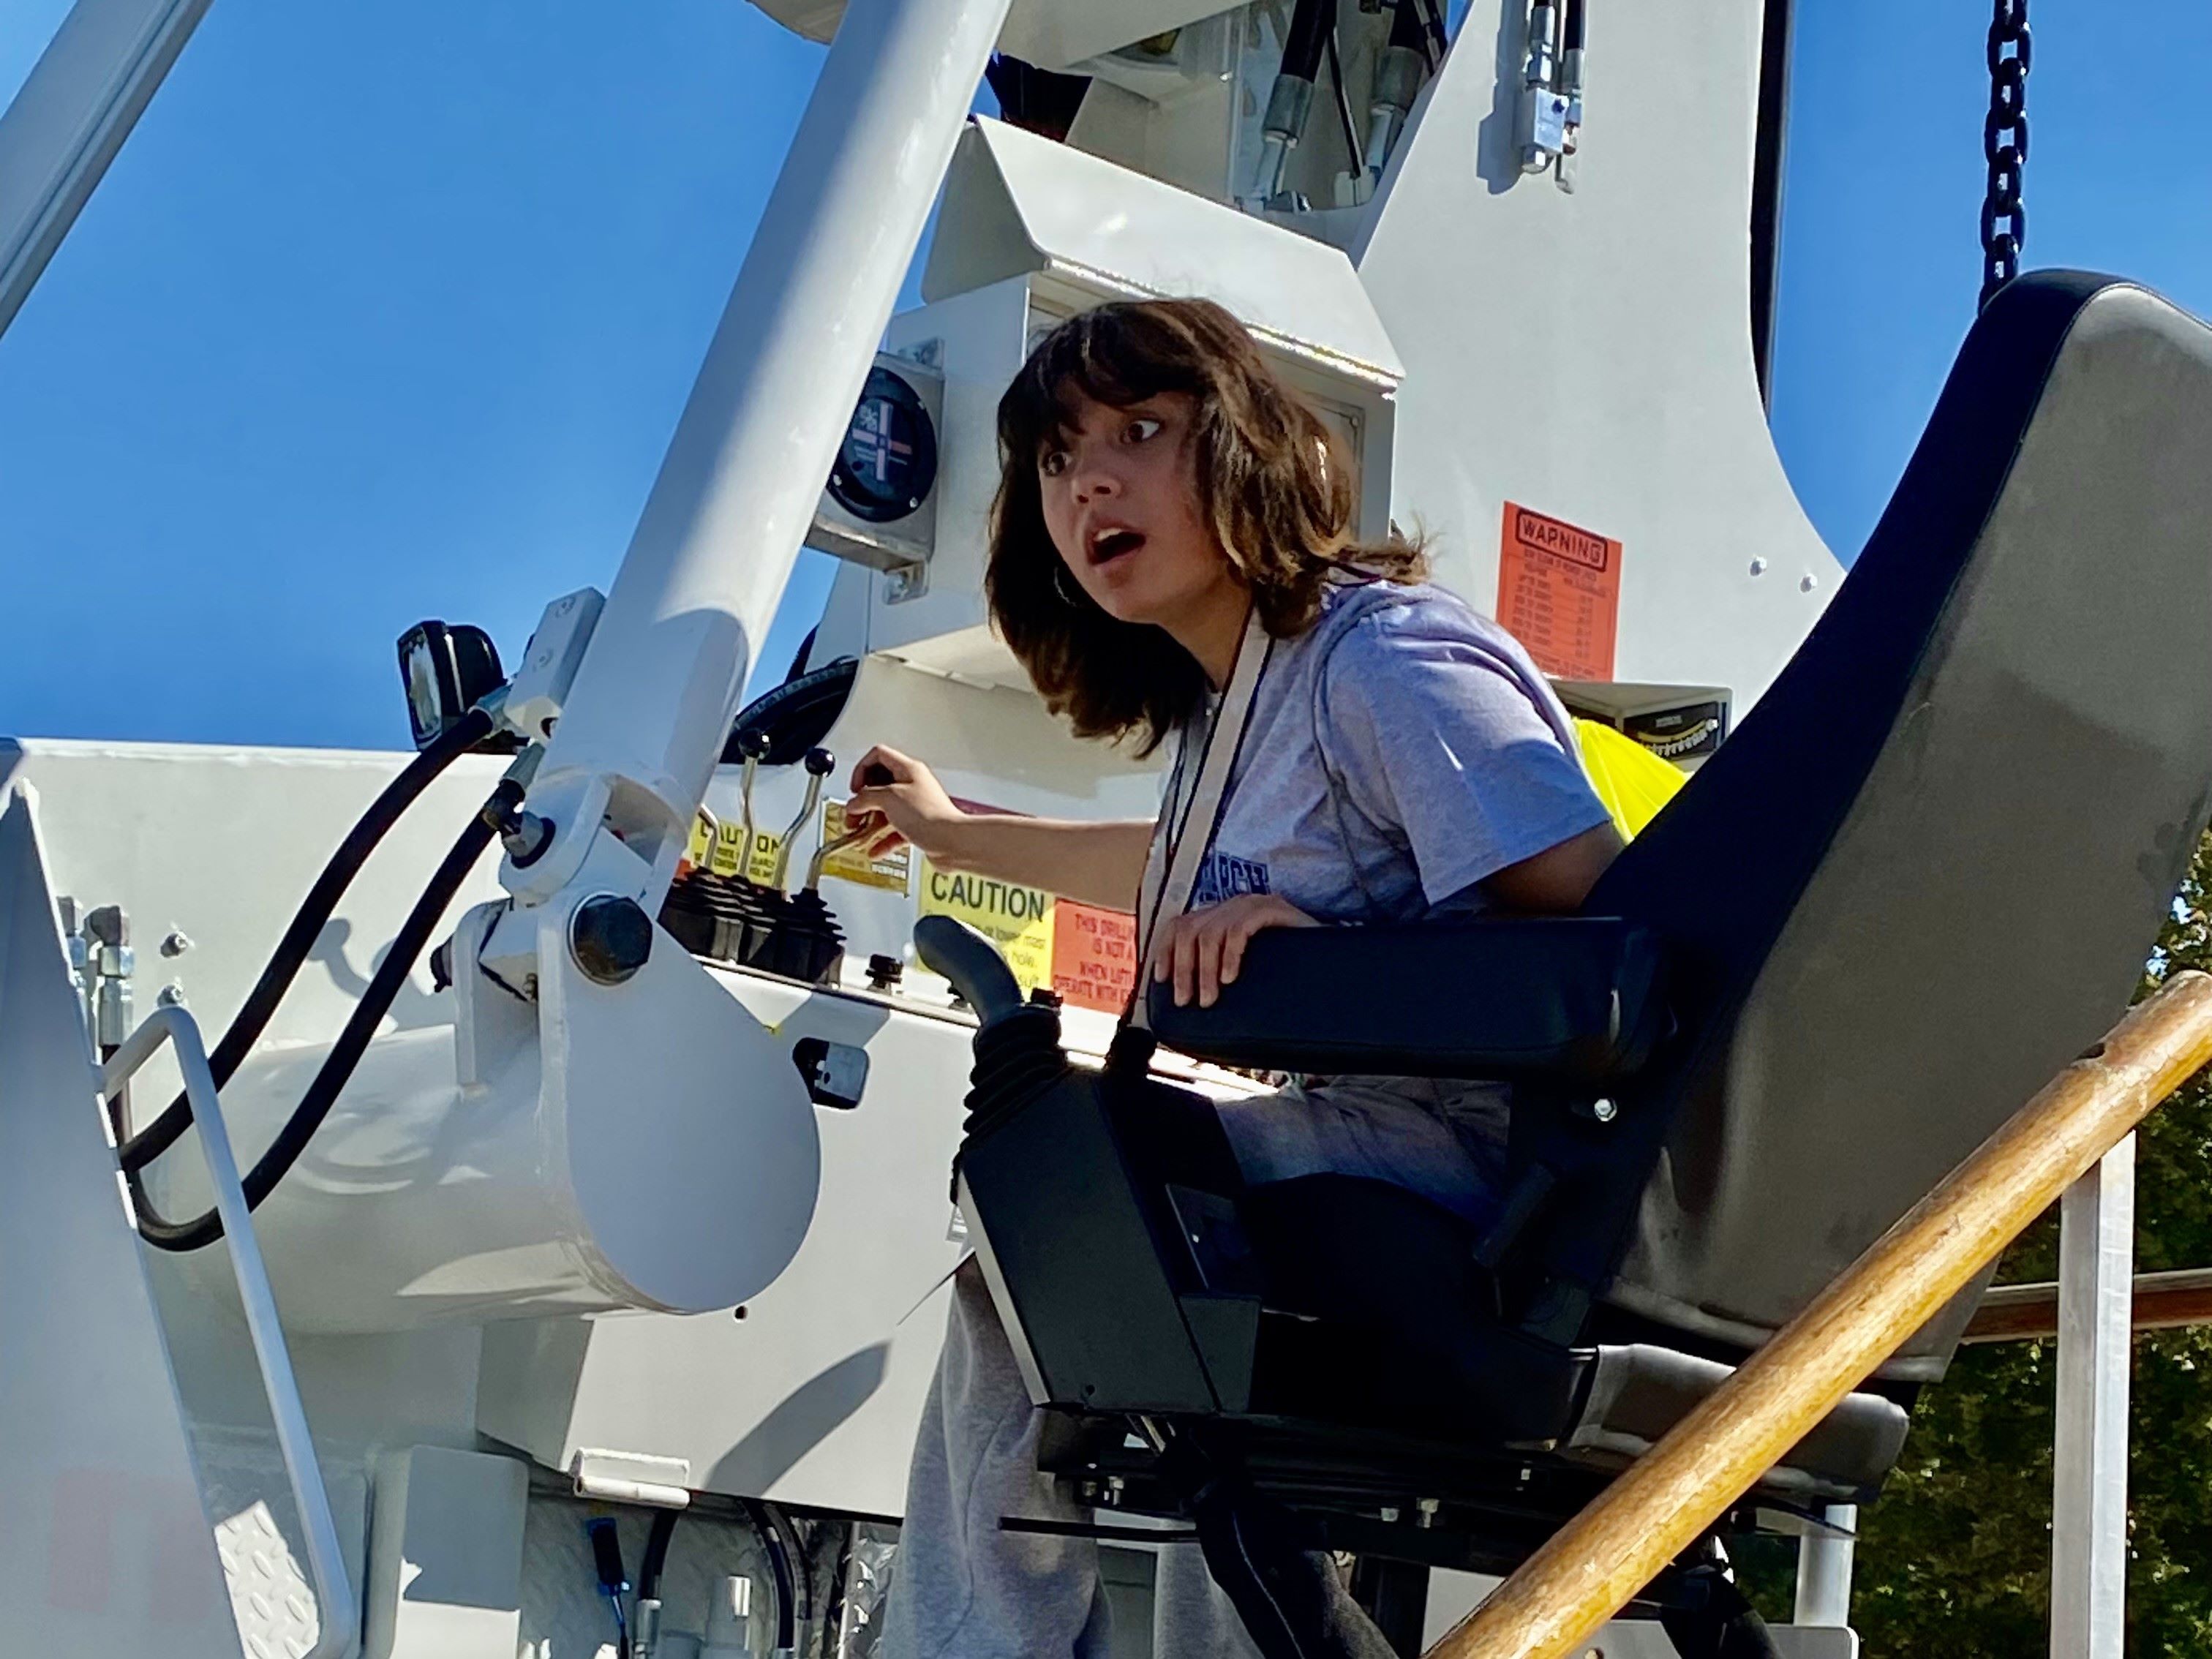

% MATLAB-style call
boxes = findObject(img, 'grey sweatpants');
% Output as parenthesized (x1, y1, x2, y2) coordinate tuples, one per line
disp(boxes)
(877, 1260, 1261, 1659)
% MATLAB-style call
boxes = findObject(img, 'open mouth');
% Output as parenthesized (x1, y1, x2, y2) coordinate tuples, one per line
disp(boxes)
(1088, 527, 1146, 567)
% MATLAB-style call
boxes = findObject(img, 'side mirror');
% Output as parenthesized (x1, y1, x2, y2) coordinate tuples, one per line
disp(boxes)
(397, 620, 505, 750)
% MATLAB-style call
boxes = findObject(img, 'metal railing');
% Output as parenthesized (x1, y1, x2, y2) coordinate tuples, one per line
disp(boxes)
(101, 1005, 359, 1659)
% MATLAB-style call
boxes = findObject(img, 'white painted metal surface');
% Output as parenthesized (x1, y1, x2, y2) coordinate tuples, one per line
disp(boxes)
(148, 881, 823, 1331)
(1355, 0, 1841, 710)
(361, 1446, 527, 1659)
(2051, 1137, 2136, 1659)
(1792, 1505, 1858, 1631)
(518, 0, 1017, 908)
(0, 786, 241, 1657)
(0, 0, 209, 338)
(99, 1001, 359, 1658)
(921, 116, 1402, 383)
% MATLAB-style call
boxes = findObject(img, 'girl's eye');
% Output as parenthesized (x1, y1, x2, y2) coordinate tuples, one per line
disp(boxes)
(1039, 450, 1070, 478)
(1121, 417, 1162, 444)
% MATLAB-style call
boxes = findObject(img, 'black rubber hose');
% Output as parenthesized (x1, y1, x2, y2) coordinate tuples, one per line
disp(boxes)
(1282, 0, 1332, 83)
(638, 1508, 681, 1605)
(132, 780, 519, 1253)
(740, 1497, 797, 1653)
(119, 706, 495, 1175)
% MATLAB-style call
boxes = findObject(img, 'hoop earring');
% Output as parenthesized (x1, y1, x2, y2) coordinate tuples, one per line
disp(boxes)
(1053, 565, 1086, 608)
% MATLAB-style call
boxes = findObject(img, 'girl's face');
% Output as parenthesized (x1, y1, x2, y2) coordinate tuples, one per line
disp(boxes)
(1037, 390, 1242, 631)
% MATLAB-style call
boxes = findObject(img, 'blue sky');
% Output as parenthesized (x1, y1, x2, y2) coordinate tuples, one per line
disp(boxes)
(2, 1, 2208, 750)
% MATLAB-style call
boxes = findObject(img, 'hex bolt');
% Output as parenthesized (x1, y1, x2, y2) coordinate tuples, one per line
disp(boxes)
(157, 983, 188, 1009)
(160, 930, 193, 957)
(1592, 1097, 1619, 1123)
(569, 895, 653, 986)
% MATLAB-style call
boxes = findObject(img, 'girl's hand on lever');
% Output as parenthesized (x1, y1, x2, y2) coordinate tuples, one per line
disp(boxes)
(845, 746, 972, 863)
(1156, 893, 1318, 1009)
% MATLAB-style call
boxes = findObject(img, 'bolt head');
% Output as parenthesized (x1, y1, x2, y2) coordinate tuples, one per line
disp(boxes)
(569, 895, 653, 986)
(1592, 1096, 1618, 1123)
(160, 930, 193, 957)
(157, 983, 188, 1009)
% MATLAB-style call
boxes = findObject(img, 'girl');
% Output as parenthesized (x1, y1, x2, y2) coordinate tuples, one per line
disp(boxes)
(855, 298, 1621, 1658)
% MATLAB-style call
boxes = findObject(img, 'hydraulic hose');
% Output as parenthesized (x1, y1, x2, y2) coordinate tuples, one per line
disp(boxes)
(740, 1497, 797, 1653)
(1281, 0, 1331, 83)
(118, 706, 496, 1175)
(132, 778, 520, 1252)
(638, 1508, 680, 1606)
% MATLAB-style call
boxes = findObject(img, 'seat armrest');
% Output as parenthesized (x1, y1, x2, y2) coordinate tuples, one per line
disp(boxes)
(1145, 917, 1669, 1086)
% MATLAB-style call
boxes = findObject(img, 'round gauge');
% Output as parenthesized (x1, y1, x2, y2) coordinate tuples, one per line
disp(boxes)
(827, 366, 938, 524)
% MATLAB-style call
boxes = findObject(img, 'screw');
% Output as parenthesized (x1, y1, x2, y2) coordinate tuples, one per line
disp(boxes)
(1379, 1506, 1401, 1523)
(160, 930, 192, 957)
(1416, 1497, 1440, 1528)
(157, 983, 188, 1009)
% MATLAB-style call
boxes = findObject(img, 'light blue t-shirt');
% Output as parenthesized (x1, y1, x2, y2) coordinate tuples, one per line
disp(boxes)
(1160, 578, 1614, 1224)
(1165, 579, 1610, 925)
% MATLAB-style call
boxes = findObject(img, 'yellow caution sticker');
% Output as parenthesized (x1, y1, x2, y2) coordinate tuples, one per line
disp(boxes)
(820, 801, 912, 895)
(684, 815, 782, 883)
(918, 863, 1056, 994)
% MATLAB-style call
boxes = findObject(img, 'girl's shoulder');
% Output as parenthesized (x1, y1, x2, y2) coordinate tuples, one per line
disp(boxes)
(1306, 578, 1540, 679)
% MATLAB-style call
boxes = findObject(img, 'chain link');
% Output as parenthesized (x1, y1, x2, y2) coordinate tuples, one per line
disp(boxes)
(1980, 0, 2031, 310)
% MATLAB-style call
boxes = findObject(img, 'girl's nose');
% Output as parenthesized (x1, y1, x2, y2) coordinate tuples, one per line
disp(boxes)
(1071, 458, 1119, 503)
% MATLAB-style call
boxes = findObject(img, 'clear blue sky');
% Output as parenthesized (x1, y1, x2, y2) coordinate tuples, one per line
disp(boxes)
(2, 1, 2208, 751)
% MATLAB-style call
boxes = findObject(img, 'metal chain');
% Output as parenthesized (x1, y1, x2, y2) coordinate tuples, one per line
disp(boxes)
(1979, 0, 2031, 310)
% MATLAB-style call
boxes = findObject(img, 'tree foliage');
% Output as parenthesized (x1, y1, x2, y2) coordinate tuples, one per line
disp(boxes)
(1807, 836, 2212, 1652)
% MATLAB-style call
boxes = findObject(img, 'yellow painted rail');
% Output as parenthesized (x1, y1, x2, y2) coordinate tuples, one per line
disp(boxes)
(1427, 970, 2212, 1659)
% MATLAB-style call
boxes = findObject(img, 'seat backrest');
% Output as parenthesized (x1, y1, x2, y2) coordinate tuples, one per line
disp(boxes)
(1559, 274, 2212, 1377)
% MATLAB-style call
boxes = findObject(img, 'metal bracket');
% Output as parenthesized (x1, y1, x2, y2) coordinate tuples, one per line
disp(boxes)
(101, 1007, 360, 1659)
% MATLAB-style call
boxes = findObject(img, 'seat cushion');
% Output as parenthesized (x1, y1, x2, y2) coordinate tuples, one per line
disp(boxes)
(1560, 1342, 1908, 1502)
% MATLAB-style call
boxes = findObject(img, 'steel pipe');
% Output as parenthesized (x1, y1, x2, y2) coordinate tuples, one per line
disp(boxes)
(516, 0, 1015, 906)
(1426, 971, 2212, 1659)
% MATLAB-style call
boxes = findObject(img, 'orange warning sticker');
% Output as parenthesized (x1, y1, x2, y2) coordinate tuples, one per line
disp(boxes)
(1051, 900, 1141, 1015)
(1497, 503, 1621, 681)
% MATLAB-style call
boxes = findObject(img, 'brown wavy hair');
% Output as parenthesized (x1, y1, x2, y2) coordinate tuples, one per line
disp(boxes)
(986, 296, 1426, 754)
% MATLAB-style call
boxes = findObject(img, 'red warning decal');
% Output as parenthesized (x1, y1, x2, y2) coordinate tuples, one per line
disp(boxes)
(1050, 900, 1140, 1015)
(1497, 503, 1621, 681)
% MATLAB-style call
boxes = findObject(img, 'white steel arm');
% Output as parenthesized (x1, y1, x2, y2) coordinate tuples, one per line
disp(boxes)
(0, 0, 210, 339)
(102, 1006, 360, 1659)
(508, 0, 1015, 908)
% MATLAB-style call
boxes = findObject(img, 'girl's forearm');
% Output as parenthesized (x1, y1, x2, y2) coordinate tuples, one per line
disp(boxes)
(934, 816, 1154, 911)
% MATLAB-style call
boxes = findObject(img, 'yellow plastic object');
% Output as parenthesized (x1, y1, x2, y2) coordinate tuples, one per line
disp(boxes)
(1574, 718, 1688, 840)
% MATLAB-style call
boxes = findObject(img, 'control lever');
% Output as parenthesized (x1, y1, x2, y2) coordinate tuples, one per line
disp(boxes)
(734, 727, 770, 875)
(771, 748, 835, 890)
(802, 758, 893, 891)
(914, 915, 1025, 1025)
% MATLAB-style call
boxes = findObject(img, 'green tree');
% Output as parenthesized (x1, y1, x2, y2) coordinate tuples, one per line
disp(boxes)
(1833, 837, 2212, 1653)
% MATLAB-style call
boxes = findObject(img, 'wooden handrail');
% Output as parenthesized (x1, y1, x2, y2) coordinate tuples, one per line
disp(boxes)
(1426, 971, 2212, 1659)
(1960, 1266, 2212, 1342)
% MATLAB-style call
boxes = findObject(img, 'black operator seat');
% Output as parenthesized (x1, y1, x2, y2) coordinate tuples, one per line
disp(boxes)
(942, 273, 2212, 1562)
